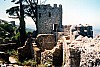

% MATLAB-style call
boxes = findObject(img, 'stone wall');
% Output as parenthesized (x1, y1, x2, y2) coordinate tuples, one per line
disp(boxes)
(70, 24, 93, 42)
(37, 4, 62, 34)
(41, 50, 53, 65)
(70, 24, 93, 38)
(53, 44, 63, 67)
(69, 48, 81, 67)
(36, 34, 55, 51)
(67, 35, 100, 67)
(18, 38, 34, 62)
(63, 25, 72, 36)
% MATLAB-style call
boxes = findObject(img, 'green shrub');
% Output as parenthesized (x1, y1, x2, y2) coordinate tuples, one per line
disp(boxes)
(6, 49, 18, 60)
(17, 59, 37, 66)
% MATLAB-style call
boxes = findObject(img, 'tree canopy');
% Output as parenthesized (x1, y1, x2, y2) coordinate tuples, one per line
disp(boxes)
(6, 0, 38, 28)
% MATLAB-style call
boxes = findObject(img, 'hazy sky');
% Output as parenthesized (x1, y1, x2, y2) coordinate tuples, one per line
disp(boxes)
(0, 0, 100, 29)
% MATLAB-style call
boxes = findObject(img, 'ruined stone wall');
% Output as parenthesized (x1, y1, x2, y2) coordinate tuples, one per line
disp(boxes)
(37, 4, 62, 34)
(63, 25, 72, 36)
(67, 35, 100, 67)
(69, 48, 81, 67)
(36, 34, 55, 51)
(70, 24, 93, 42)
(77, 24, 93, 38)
(41, 50, 53, 65)
(18, 38, 34, 62)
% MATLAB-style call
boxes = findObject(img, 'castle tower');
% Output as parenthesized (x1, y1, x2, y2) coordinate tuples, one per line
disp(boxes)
(37, 4, 62, 34)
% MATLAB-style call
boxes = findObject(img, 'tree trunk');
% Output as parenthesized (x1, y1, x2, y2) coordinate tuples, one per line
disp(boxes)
(19, 0, 26, 46)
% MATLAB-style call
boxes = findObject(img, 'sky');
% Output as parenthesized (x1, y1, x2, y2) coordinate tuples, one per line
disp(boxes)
(0, 0, 100, 30)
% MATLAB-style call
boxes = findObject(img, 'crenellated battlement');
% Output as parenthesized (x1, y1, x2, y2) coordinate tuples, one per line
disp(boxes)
(37, 4, 62, 9)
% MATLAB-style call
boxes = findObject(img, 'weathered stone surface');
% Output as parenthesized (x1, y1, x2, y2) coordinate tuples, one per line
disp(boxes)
(33, 44, 41, 65)
(40, 40, 63, 67)
(37, 4, 62, 34)
(70, 24, 93, 42)
(18, 38, 34, 62)
(36, 34, 55, 51)
(63, 25, 72, 35)
(53, 44, 63, 67)
(41, 50, 53, 64)
(63, 35, 100, 67)
(69, 49, 81, 67)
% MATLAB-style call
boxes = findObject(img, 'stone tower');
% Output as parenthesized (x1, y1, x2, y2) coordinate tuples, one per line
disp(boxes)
(37, 4, 62, 34)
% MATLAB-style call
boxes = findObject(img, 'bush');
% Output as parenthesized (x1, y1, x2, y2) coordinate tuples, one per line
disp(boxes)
(13, 32, 20, 41)
(17, 59, 37, 66)
(6, 49, 18, 60)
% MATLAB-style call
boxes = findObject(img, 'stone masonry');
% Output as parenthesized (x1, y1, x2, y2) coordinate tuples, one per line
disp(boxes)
(36, 34, 55, 52)
(63, 35, 100, 67)
(70, 24, 93, 42)
(37, 4, 62, 34)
